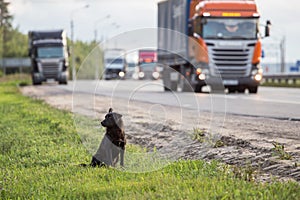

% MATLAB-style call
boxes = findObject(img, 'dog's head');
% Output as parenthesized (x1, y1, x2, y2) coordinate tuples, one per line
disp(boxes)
(101, 108, 123, 128)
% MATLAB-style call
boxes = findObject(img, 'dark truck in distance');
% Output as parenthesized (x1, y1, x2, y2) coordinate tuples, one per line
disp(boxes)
(28, 30, 69, 85)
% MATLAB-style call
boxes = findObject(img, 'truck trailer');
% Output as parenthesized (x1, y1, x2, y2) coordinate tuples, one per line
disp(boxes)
(158, 0, 271, 93)
(28, 30, 69, 85)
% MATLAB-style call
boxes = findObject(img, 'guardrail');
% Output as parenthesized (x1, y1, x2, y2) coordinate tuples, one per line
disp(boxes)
(263, 73, 300, 84)
(0, 58, 31, 74)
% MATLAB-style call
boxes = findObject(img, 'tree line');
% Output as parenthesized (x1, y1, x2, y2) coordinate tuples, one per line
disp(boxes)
(0, 0, 98, 77)
(0, 0, 102, 79)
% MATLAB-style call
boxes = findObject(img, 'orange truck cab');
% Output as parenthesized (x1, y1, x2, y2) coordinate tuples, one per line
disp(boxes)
(158, 0, 271, 93)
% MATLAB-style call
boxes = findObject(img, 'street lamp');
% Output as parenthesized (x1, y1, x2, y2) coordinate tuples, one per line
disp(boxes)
(70, 4, 89, 81)
(94, 15, 111, 42)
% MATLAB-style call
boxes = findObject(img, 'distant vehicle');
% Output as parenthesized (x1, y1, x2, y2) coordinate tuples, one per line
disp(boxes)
(135, 63, 161, 80)
(135, 49, 161, 80)
(28, 30, 69, 85)
(103, 49, 127, 80)
(158, 0, 271, 93)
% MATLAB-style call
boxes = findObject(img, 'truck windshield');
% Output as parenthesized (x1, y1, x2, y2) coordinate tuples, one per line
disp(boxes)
(105, 58, 124, 64)
(37, 47, 64, 58)
(202, 18, 258, 40)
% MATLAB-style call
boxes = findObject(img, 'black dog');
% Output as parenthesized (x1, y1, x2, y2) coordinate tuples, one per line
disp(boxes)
(89, 108, 126, 167)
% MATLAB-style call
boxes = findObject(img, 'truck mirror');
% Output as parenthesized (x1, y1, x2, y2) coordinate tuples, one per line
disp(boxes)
(265, 20, 271, 37)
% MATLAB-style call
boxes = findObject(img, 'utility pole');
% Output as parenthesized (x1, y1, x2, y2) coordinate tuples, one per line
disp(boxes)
(280, 36, 286, 73)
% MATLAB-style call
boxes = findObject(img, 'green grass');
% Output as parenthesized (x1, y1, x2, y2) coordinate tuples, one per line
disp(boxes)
(0, 76, 300, 199)
(271, 141, 293, 160)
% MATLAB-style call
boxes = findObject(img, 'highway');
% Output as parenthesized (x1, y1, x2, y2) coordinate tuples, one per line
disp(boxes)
(59, 80, 300, 120)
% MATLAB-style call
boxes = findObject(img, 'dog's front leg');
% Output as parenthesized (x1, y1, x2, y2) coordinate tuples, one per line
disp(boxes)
(106, 143, 113, 167)
(120, 147, 125, 167)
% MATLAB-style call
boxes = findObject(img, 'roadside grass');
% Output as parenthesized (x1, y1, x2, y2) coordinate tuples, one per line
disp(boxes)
(0, 76, 300, 199)
(271, 141, 293, 160)
(192, 128, 224, 148)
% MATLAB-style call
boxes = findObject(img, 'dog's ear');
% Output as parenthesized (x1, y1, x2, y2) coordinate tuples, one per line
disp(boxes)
(108, 108, 113, 113)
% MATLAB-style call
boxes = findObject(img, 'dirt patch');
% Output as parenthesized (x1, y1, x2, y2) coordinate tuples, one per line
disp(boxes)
(20, 85, 300, 183)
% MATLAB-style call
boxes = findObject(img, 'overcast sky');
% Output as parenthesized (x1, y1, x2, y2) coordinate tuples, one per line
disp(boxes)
(8, 0, 300, 63)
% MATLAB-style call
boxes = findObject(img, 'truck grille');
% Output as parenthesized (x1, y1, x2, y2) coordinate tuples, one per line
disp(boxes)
(209, 48, 252, 78)
(42, 62, 59, 78)
(106, 68, 121, 73)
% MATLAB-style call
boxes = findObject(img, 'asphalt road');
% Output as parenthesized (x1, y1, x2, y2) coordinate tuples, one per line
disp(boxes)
(59, 80, 300, 120)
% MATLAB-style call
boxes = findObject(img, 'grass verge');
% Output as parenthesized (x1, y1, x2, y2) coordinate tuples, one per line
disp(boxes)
(0, 76, 300, 199)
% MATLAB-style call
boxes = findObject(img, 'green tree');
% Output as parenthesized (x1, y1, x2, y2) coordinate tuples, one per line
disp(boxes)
(70, 39, 103, 79)
(4, 27, 28, 57)
(0, 0, 12, 28)
(0, 0, 13, 58)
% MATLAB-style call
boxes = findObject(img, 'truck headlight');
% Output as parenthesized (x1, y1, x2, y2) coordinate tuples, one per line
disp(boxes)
(252, 68, 263, 81)
(254, 74, 262, 81)
(119, 71, 125, 78)
(138, 72, 145, 78)
(152, 72, 160, 79)
(198, 74, 206, 80)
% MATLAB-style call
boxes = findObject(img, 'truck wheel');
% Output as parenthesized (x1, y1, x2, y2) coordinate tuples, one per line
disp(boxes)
(164, 86, 172, 92)
(59, 81, 68, 85)
(58, 77, 68, 85)
(33, 81, 42, 85)
(194, 85, 202, 93)
(32, 77, 41, 85)
(248, 86, 258, 94)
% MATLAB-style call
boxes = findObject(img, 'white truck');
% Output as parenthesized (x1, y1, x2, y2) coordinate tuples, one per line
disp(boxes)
(103, 49, 127, 80)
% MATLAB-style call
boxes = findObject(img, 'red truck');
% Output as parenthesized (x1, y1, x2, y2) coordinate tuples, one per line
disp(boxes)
(158, 0, 271, 93)
(136, 49, 161, 80)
